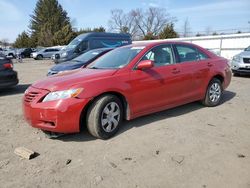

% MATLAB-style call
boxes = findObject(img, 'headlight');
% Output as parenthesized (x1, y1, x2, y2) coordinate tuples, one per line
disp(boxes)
(232, 55, 241, 62)
(42, 88, 83, 102)
(61, 52, 68, 57)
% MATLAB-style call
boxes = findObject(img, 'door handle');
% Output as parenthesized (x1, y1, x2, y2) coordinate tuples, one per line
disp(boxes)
(207, 62, 213, 67)
(172, 68, 180, 74)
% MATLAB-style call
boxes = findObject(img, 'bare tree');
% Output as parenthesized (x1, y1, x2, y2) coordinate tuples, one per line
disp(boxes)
(183, 18, 191, 37)
(131, 7, 175, 38)
(1, 38, 9, 48)
(108, 9, 139, 39)
(205, 26, 212, 36)
(108, 7, 175, 39)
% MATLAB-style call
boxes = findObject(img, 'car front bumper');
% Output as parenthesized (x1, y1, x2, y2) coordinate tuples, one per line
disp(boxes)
(0, 70, 18, 88)
(23, 86, 91, 133)
(231, 59, 250, 74)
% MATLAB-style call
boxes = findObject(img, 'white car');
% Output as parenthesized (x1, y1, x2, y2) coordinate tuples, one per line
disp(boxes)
(32, 48, 60, 60)
(231, 46, 250, 76)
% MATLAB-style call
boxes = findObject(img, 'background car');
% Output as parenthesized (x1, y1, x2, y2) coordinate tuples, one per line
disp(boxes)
(0, 54, 18, 89)
(20, 48, 35, 58)
(53, 32, 131, 63)
(32, 48, 61, 60)
(231, 45, 250, 76)
(47, 48, 113, 76)
(23, 42, 231, 139)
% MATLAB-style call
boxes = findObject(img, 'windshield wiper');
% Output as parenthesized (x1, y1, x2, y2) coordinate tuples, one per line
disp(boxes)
(89, 66, 99, 69)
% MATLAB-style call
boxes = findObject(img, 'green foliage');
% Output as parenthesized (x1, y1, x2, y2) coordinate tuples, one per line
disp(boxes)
(29, 0, 73, 46)
(13, 31, 31, 48)
(143, 32, 158, 40)
(159, 23, 178, 39)
(76, 27, 106, 35)
(53, 24, 77, 45)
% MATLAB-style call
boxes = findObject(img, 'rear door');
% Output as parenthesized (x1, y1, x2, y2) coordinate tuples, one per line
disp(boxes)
(174, 44, 211, 100)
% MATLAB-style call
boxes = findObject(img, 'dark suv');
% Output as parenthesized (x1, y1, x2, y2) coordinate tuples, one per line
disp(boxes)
(0, 55, 18, 89)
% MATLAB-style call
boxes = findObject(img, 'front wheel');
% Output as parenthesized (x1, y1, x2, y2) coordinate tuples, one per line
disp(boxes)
(86, 95, 123, 139)
(36, 54, 43, 60)
(202, 78, 223, 107)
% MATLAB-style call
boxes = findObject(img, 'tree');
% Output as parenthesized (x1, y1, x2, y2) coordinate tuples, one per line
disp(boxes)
(205, 26, 212, 36)
(159, 23, 178, 39)
(108, 7, 175, 39)
(29, 0, 74, 46)
(13, 31, 31, 48)
(183, 18, 191, 37)
(1, 38, 9, 48)
(108, 9, 138, 39)
(53, 24, 77, 45)
(143, 32, 158, 40)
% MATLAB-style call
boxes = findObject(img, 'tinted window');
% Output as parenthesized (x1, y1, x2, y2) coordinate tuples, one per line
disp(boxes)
(141, 45, 174, 67)
(88, 46, 144, 69)
(75, 41, 88, 53)
(73, 49, 107, 63)
(91, 39, 129, 48)
(66, 38, 83, 49)
(176, 45, 208, 63)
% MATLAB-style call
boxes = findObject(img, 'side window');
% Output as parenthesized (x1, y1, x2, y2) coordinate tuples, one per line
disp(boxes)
(197, 51, 208, 60)
(76, 41, 88, 52)
(141, 45, 174, 67)
(176, 45, 208, 63)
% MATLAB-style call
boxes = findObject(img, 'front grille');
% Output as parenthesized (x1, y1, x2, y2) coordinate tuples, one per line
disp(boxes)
(24, 92, 40, 103)
(243, 58, 250, 64)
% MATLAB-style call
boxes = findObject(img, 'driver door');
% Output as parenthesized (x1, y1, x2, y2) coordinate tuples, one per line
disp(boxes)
(129, 45, 184, 116)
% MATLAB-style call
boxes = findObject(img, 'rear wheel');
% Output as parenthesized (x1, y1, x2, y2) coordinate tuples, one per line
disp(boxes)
(86, 95, 123, 139)
(202, 78, 223, 107)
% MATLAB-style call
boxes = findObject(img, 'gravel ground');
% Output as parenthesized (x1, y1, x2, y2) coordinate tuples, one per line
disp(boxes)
(0, 59, 249, 188)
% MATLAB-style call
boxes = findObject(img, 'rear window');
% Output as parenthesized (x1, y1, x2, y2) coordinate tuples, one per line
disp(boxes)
(176, 45, 208, 63)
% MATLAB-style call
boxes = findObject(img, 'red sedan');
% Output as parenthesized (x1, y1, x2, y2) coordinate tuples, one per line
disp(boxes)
(23, 42, 232, 139)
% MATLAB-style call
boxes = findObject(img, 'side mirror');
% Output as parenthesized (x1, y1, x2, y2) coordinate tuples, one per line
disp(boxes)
(137, 60, 154, 70)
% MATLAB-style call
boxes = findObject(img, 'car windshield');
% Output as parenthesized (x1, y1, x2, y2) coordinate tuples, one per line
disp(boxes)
(245, 46, 250, 51)
(66, 38, 83, 49)
(72, 49, 107, 63)
(88, 46, 144, 69)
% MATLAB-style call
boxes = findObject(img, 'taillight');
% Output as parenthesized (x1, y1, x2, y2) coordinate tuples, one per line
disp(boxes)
(3, 63, 13, 69)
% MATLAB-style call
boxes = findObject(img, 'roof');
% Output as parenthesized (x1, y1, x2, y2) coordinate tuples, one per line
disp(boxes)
(77, 32, 131, 39)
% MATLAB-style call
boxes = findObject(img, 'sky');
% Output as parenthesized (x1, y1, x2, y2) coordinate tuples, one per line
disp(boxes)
(0, 0, 249, 42)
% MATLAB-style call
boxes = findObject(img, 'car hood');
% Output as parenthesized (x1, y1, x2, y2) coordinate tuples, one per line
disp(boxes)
(51, 61, 86, 72)
(32, 68, 118, 91)
(239, 51, 250, 57)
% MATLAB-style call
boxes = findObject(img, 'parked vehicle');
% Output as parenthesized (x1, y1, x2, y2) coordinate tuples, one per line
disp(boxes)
(18, 48, 35, 58)
(32, 48, 61, 60)
(231, 46, 250, 75)
(53, 32, 132, 64)
(47, 48, 113, 76)
(0, 54, 18, 89)
(2, 48, 17, 58)
(23, 42, 231, 139)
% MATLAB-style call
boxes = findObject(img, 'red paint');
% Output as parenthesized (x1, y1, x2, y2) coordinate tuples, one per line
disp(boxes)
(23, 41, 232, 133)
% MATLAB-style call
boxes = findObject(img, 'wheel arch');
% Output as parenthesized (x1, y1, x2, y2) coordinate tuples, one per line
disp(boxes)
(79, 91, 130, 131)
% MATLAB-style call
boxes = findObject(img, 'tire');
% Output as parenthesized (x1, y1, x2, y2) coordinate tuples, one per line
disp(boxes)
(36, 54, 43, 60)
(9, 53, 15, 58)
(202, 78, 223, 107)
(86, 95, 123, 139)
